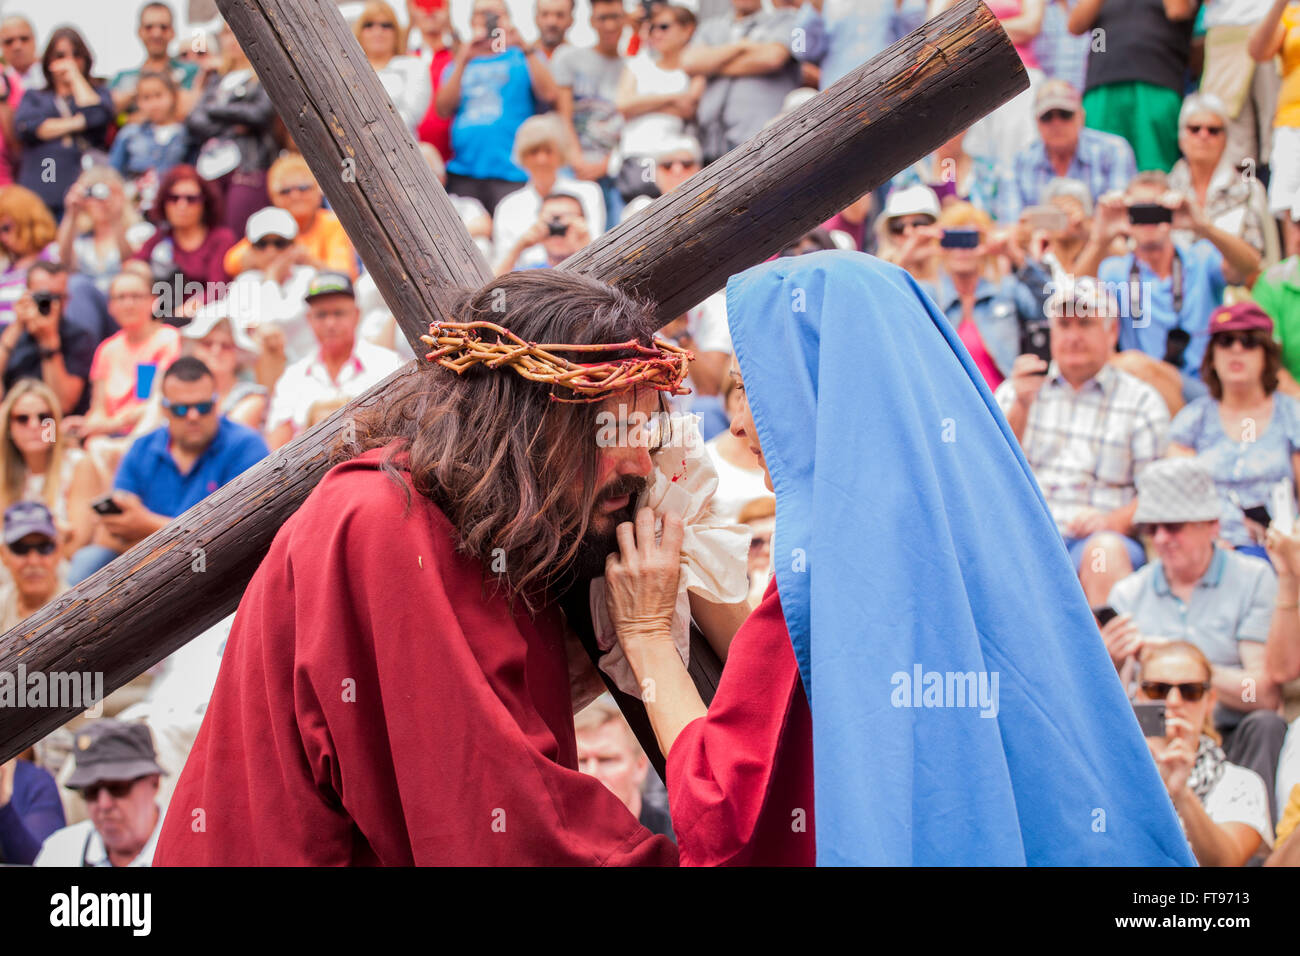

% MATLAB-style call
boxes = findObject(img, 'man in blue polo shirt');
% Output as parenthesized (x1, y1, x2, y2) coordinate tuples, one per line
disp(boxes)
(67, 356, 268, 584)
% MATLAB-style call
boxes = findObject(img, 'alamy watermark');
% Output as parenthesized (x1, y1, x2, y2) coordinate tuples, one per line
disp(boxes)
(0, 665, 104, 716)
(890, 664, 999, 718)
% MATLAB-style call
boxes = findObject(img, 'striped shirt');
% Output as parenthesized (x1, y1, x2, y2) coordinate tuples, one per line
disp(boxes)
(995, 362, 1170, 533)
(996, 126, 1137, 223)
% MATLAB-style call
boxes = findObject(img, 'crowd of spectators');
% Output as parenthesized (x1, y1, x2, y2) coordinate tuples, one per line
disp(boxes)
(3, 0, 1300, 867)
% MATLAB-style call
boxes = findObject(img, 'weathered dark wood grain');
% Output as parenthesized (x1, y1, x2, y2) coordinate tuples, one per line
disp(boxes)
(0, 0, 1024, 761)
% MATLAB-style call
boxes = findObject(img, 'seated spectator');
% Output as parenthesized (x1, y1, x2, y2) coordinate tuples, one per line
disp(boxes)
(820, 190, 873, 254)
(1079, 172, 1262, 388)
(107, 1, 200, 118)
(493, 192, 591, 274)
(179, 309, 268, 432)
(738, 494, 775, 609)
(1140, 640, 1273, 866)
(1253, 245, 1300, 383)
(71, 271, 182, 442)
(0, 380, 88, 548)
(552, 0, 628, 225)
(1106, 456, 1288, 821)
(0, 16, 41, 92)
(55, 166, 147, 294)
(434, 0, 559, 216)
(265, 272, 404, 449)
(922, 202, 1048, 390)
(612, 3, 702, 203)
(67, 356, 268, 583)
(684, 0, 800, 164)
(996, 281, 1170, 605)
(407, 0, 456, 162)
(874, 184, 941, 283)
(108, 69, 189, 208)
(704, 373, 772, 525)
(0, 500, 65, 630)
(0, 183, 56, 327)
(355, 0, 431, 133)
(1169, 304, 1300, 558)
(34, 720, 166, 867)
(891, 128, 999, 217)
(131, 164, 236, 321)
(13, 27, 114, 220)
(574, 695, 673, 838)
(0, 262, 95, 415)
(492, 114, 605, 272)
(1168, 93, 1278, 271)
(185, 21, 279, 238)
(222, 206, 317, 365)
(224, 153, 357, 280)
(996, 79, 1136, 224)
(1027, 176, 1093, 281)
(620, 134, 703, 221)
(0, 750, 64, 865)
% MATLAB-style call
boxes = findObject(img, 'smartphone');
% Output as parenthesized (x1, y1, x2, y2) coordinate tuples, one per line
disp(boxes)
(1019, 319, 1051, 363)
(1127, 202, 1173, 225)
(484, 11, 499, 35)
(1133, 701, 1167, 737)
(1022, 205, 1068, 233)
(1093, 605, 1118, 627)
(91, 494, 124, 516)
(939, 228, 980, 249)
(1243, 504, 1271, 528)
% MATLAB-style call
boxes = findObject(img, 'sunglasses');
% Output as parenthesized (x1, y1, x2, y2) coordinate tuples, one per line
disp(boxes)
(82, 778, 142, 801)
(8, 538, 56, 556)
(362, 21, 396, 30)
(254, 237, 293, 250)
(657, 158, 698, 172)
(164, 192, 203, 206)
(1140, 680, 1211, 703)
(275, 183, 314, 196)
(161, 398, 216, 417)
(888, 216, 934, 235)
(649, 22, 676, 33)
(1039, 109, 1075, 123)
(1185, 124, 1224, 136)
(10, 412, 50, 426)
(1212, 332, 1264, 350)
(1144, 522, 1187, 535)
(0, 222, 15, 234)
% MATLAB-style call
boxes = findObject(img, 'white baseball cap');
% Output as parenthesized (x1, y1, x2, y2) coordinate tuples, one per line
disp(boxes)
(245, 207, 299, 244)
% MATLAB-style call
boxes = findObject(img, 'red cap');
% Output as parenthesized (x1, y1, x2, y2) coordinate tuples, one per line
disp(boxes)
(1209, 302, 1274, 336)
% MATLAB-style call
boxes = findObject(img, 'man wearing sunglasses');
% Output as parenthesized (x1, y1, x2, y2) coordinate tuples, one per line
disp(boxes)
(67, 356, 269, 584)
(0, 501, 64, 632)
(997, 80, 1136, 223)
(0, 261, 95, 416)
(1106, 457, 1288, 822)
(223, 206, 317, 366)
(34, 720, 166, 867)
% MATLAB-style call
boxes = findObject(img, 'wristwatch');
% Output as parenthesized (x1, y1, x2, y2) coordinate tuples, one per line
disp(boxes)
(38, 345, 61, 361)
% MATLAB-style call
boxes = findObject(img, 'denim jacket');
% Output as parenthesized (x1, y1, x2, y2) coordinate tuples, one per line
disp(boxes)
(924, 261, 1049, 376)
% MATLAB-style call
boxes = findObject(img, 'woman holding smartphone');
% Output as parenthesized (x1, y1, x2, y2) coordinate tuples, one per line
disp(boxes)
(603, 249, 1196, 866)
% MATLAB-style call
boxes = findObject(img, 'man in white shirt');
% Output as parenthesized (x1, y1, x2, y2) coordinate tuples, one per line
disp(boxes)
(223, 206, 318, 365)
(266, 271, 404, 450)
(34, 721, 166, 867)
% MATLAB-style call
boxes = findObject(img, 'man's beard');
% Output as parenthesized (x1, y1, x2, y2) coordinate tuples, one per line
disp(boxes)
(557, 474, 648, 584)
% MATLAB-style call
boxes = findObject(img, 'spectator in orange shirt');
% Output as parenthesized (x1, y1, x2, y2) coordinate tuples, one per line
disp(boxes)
(223, 153, 357, 279)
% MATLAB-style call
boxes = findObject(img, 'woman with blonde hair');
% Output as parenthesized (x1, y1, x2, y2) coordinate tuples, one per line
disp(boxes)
(354, 0, 431, 133)
(1139, 640, 1273, 866)
(55, 165, 144, 294)
(0, 378, 96, 554)
(0, 184, 56, 327)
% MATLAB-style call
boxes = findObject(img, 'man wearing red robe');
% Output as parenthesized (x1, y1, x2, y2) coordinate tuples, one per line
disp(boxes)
(154, 271, 688, 865)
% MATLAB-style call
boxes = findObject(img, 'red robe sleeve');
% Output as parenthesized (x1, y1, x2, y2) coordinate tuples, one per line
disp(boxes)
(155, 450, 677, 866)
(665, 577, 815, 866)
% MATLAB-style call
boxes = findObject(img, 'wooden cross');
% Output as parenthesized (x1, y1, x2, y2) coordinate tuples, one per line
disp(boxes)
(0, 0, 1025, 763)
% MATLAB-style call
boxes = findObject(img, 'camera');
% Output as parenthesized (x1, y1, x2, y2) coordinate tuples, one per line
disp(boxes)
(88, 182, 111, 201)
(31, 291, 61, 316)
(1126, 202, 1173, 226)
(546, 217, 569, 237)
(939, 228, 980, 249)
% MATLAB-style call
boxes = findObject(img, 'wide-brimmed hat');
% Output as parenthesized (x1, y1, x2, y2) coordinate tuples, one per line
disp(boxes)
(65, 720, 166, 789)
(1133, 458, 1221, 527)
(183, 304, 259, 359)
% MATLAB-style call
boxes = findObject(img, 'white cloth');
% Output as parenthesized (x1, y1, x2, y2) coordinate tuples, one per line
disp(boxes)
(491, 178, 607, 272)
(704, 438, 773, 525)
(1202, 761, 1275, 848)
(589, 413, 750, 696)
(216, 265, 318, 364)
(374, 54, 433, 131)
(34, 808, 164, 867)
(267, 338, 405, 435)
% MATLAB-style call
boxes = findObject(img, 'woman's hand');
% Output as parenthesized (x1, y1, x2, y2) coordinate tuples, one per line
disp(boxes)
(605, 508, 685, 650)
(1265, 525, 1300, 579)
(1099, 611, 1142, 670)
(1149, 713, 1198, 799)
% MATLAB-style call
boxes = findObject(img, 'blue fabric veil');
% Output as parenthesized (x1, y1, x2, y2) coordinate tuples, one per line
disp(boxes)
(725, 250, 1194, 866)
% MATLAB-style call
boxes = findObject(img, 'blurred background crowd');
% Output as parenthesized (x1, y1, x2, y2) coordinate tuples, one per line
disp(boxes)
(3, 0, 1300, 867)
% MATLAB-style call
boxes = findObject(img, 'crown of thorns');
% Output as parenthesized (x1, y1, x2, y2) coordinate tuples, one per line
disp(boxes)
(420, 320, 693, 404)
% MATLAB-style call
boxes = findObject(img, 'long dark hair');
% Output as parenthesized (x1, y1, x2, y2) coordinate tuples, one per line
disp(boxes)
(332, 269, 660, 611)
(1201, 330, 1281, 400)
(41, 27, 98, 92)
(150, 164, 223, 229)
